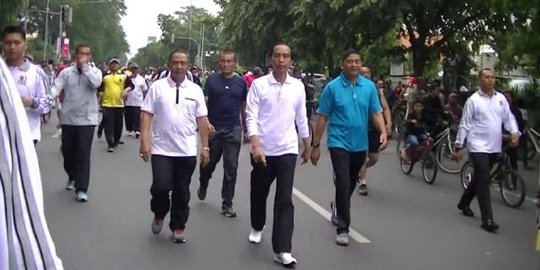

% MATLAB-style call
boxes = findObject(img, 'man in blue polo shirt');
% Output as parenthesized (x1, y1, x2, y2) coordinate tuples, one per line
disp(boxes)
(310, 49, 387, 246)
(197, 50, 247, 217)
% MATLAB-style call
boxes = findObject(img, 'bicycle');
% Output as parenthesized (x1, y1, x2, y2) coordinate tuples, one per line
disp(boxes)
(518, 125, 540, 161)
(399, 135, 438, 184)
(434, 121, 467, 174)
(459, 146, 526, 208)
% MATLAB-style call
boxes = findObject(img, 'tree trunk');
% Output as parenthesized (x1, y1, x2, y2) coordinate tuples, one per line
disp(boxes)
(412, 46, 427, 77)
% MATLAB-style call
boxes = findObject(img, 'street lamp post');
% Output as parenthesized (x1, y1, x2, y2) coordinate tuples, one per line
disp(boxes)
(171, 35, 200, 65)
(43, 0, 51, 60)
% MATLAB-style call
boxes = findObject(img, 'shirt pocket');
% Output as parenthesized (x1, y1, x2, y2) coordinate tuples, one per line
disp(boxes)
(181, 97, 197, 117)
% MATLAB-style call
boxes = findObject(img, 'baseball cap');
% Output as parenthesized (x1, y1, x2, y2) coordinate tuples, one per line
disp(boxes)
(108, 58, 120, 65)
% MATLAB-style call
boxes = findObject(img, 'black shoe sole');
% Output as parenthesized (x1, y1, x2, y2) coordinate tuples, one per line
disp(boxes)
(197, 188, 206, 200)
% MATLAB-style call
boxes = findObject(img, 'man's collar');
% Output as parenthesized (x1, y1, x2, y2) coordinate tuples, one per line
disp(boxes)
(8, 59, 32, 71)
(477, 89, 497, 97)
(166, 73, 188, 88)
(267, 72, 293, 85)
(340, 73, 361, 87)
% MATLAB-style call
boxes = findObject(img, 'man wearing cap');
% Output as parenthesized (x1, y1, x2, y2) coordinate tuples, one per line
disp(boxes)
(99, 58, 134, 152)
(125, 63, 148, 139)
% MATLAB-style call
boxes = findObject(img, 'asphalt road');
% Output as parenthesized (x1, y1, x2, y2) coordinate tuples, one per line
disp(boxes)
(36, 118, 540, 270)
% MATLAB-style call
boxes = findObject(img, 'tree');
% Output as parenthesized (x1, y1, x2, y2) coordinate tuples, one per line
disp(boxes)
(0, 0, 23, 30)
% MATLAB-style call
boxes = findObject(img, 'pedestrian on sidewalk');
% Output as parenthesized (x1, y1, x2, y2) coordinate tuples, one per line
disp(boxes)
(98, 58, 133, 152)
(310, 49, 387, 246)
(453, 68, 520, 233)
(246, 43, 310, 267)
(140, 50, 210, 243)
(124, 63, 148, 139)
(197, 50, 248, 217)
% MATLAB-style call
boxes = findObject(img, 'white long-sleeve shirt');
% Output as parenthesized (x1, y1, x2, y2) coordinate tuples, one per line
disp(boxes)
(125, 74, 148, 107)
(246, 73, 309, 156)
(454, 89, 520, 153)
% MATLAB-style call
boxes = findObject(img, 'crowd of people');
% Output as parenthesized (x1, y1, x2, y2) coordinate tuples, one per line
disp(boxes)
(1, 23, 538, 269)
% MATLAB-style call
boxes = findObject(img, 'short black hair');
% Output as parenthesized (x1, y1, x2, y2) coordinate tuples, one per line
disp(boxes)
(219, 49, 236, 62)
(168, 49, 189, 62)
(2, 25, 26, 41)
(341, 49, 361, 62)
(74, 43, 91, 54)
(413, 99, 424, 106)
(272, 42, 292, 56)
(478, 68, 494, 78)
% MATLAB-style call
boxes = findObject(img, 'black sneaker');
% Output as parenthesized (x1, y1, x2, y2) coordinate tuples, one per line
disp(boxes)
(221, 205, 237, 218)
(358, 184, 368, 196)
(117, 141, 125, 145)
(107, 147, 115, 153)
(197, 186, 207, 200)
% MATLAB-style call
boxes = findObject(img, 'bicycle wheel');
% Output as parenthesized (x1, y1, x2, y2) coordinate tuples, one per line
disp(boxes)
(499, 170, 526, 208)
(460, 161, 474, 190)
(422, 151, 438, 184)
(436, 141, 465, 174)
(396, 132, 406, 154)
(399, 148, 414, 175)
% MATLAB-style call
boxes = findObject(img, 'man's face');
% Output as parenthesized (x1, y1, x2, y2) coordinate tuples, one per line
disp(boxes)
(377, 80, 384, 89)
(271, 45, 292, 74)
(109, 62, 119, 72)
(130, 68, 140, 76)
(168, 52, 189, 76)
(341, 54, 362, 78)
(75, 47, 92, 64)
(219, 53, 236, 75)
(478, 70, 496, 90)
(448, 94, 458, 104)
(360, 67, 370, 78)
(2, 33, 26, 63)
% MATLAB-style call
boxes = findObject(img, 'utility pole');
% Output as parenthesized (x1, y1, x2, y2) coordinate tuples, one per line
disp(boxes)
(200, 23, 205, 68)
(43, 0, 51, 61)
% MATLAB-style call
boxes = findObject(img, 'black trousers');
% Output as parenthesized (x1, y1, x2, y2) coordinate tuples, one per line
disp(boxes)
(329, 148, 367, 234)
(124, 106, 141, 133)
(102, 107, 124, 147)
(458, 152, 498, 222)
(199, 126, 242, 207)
(61, 125, 95, 192)
(150, 155, 197, 231)
(250, 154, 297, 254)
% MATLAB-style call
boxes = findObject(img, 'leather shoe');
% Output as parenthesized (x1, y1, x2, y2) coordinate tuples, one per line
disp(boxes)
(481, 220, 499, 232)
(457, 205, 474, 217)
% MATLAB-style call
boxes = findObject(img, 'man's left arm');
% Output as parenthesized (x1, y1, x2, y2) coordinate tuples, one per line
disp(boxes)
(196, 89, 210, 167)
(502, 97, 521, 144)
(378, 88, 392, 134)
(371, 87, 387, 148)
(25, 71, 52, 114)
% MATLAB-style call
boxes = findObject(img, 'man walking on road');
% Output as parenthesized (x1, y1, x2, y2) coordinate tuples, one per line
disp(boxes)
(246, 43, 310, 267)
(454, 68, 520, 232)
(51, 44, 103, 202)
(124, 63, 148, 139)
(310, 49, 387, 246)
(140, 50, 210, 243)
(2, 26, 52, 144)
(197, 50, 247, 217)
(99, 58, 133, 152)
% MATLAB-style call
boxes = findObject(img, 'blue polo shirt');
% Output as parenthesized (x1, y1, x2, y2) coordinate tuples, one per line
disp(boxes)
(205, 73, 247, 128)
(317, 73, 382, 152)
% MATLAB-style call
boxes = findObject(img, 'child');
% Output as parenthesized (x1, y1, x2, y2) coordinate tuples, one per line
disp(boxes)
(402, 99, 431, 161)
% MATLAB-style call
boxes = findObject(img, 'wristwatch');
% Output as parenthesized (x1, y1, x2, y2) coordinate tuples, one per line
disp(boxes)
(202, 147, 210, 152)
(312, 142, 320, 149)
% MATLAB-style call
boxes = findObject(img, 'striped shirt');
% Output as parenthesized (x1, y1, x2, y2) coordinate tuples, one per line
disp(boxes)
(0, 58, 64, 269)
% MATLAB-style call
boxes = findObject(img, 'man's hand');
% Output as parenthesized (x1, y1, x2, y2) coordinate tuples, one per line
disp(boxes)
(452, 149, 464, 161)
(242, 131, 250, 144)
(77, 55, 89, 66)
(379, 132, 388, 150)
(139, 142, 151, 162)
(208, 123, 216, 137)
(310, 148, 320, 166)
(200, 149, 210, 167)
(300, 146, 311, 164)
(252, 144, 266, 166)
(386, 123, 392, 135)
(510, 133, 519, 147)
(20, 96, 33, 108)
(121, 89, 129, 99)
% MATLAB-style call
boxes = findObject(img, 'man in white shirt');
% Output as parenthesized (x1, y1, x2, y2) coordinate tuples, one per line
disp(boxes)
(125, 63, 148, 138)
(245, 43, 310, 267)
(454, 68, 520, 232)
(140, 50, 210, 243)
(2, 26, 52, 144)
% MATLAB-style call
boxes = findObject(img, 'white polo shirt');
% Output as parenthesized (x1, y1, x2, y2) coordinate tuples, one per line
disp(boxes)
(141, 75, 207, 157)
(246, 73, 309, 156)
(125, 74, 148, 107)
(455, 89, 520, 153)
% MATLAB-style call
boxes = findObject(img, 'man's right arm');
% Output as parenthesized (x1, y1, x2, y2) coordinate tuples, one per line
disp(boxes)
(454, 98, 474, 149)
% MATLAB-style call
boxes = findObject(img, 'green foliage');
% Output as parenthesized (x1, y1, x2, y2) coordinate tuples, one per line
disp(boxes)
(0, 0, 23, 29)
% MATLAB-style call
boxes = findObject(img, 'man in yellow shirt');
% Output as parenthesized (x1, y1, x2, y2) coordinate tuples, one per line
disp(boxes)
(99, 58, 133, 152)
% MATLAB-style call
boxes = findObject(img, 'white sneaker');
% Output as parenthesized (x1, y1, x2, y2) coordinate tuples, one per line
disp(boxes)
(76, 191, 88, 202)
(273, 252, 297, 266)
(248, 228, 263, 244)
(127, 131, 134, 137)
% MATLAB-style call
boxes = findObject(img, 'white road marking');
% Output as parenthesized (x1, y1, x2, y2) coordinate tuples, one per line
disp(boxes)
(292, 187, 371, 244)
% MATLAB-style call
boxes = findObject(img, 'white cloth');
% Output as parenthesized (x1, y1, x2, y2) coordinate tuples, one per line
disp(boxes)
(0, 58, 63, 269)
(141, 75, 207, 157)
(455, 89, 520, 153)
(7, 60, 52, 141)
(125, 74, 148, 107)
(246, 73, 309, 156)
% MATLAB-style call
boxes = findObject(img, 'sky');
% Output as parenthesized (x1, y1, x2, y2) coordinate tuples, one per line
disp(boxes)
(121, 0, 221, 58)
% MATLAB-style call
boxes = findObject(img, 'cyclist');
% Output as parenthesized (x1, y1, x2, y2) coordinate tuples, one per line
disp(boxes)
(401, 99, 432, 162)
